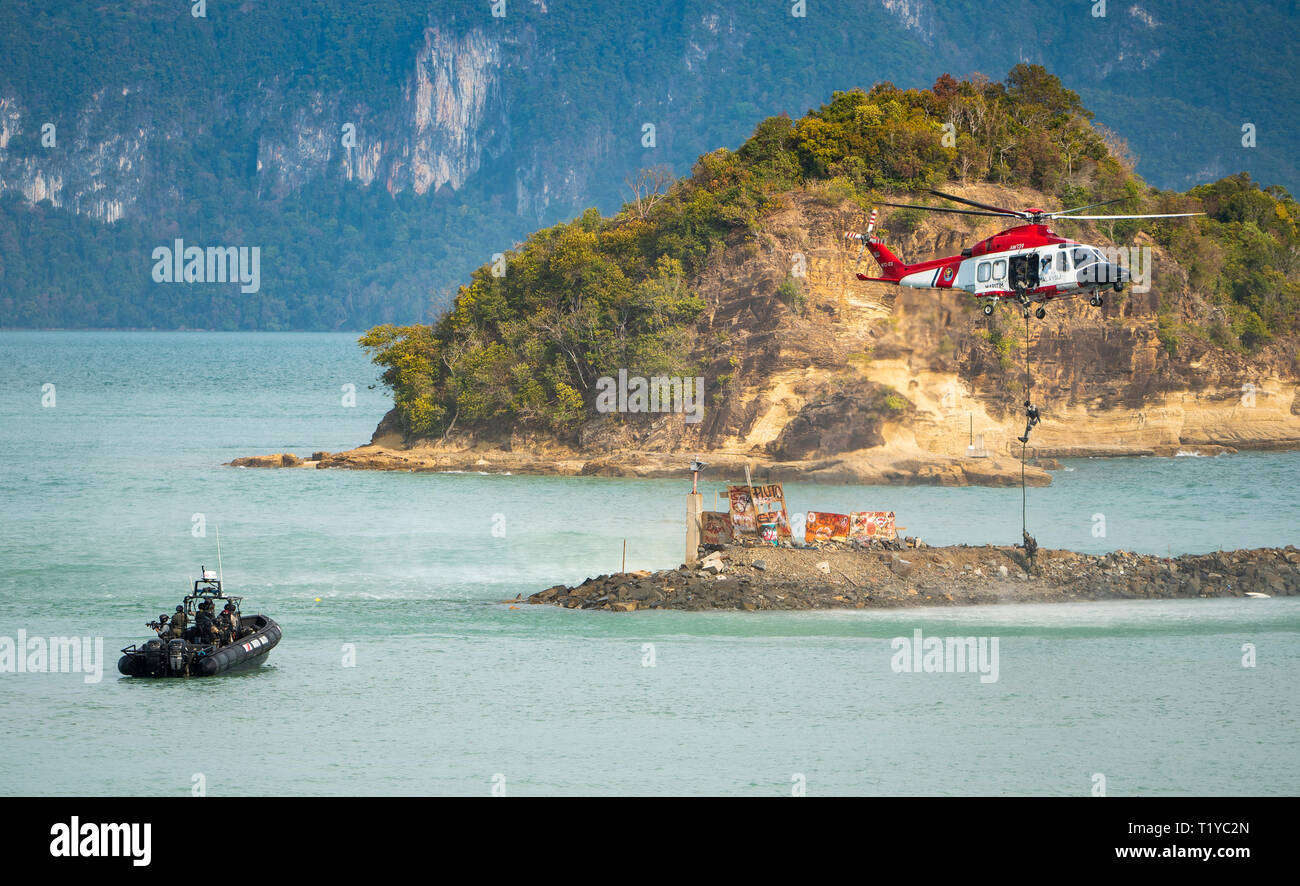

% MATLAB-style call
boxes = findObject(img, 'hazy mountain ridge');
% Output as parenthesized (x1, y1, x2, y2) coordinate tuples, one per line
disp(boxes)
(0, 0, 1294, 329)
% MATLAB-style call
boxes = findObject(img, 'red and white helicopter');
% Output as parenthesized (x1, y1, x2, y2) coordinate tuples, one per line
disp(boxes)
(845, 190, 1203, 318)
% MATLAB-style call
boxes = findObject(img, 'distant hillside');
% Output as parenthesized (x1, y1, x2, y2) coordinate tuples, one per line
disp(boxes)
(0, 1, 1296, 329)
(354, 70, 1300, 476)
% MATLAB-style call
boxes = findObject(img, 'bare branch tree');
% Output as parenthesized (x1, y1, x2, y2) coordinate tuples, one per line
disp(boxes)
(624, 164, 676, 219)
(1095, 123, 1138, 174)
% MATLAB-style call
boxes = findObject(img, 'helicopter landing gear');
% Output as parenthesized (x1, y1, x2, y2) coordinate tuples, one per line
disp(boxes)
(982, 304, 995, 316)
(1035, 307, 1047, 320)
(1113, 280, 1126, 292)
(1089, 294, 1105, 308)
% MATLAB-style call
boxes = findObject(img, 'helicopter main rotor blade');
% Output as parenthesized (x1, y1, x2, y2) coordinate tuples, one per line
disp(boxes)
(879, 201, 1021, 219)
(1053, 212, 1206, 220)
(928, 189, 1027, 217)
(1051, 198, 1125, 216)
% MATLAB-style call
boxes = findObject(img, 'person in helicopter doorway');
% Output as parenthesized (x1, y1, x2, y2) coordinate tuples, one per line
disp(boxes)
(169, 605, 187, 639)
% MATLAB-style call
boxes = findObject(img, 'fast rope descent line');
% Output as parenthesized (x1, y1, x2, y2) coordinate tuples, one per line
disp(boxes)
(1018, 306, 1040, 570)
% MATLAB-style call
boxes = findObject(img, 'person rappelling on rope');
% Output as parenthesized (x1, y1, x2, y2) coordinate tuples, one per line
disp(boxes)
(1022, 530, 1039, 574)
(1017, 400, 1041, 444)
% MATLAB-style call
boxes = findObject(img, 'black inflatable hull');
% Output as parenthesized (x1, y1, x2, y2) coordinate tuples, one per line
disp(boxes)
(118, 616, 281, 678)
(194, 617, 281, 675)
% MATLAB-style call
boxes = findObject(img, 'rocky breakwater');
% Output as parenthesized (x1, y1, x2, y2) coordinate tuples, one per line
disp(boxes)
(525, 544, 1300, 611)
(228, 442, 1049, 486)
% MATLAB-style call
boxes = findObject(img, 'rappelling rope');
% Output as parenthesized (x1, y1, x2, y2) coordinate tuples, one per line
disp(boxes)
(1019, 307, 1041, 573)
(1021, 308, 1030, 540)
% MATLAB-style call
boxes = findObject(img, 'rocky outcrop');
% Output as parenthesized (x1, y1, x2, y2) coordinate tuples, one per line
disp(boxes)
(526, 543, 1300, 611)
(237, 184, 1299, 483)
(263, 441, 1050, 487)
(228, 453, 303, 468)
(767, 389, 892, 460)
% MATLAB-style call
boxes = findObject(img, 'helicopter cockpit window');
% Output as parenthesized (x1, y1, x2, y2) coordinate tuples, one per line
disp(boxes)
(1073, 247, 1092, 266)
(977, 262, 991, 283)
(992, 259, 1006, 279)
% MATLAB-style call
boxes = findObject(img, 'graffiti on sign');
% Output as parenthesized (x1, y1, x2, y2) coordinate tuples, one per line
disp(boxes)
(701, 511, 734, 545)
(805, 511, 850, 543)
(850, 511, 897, 541)
(728, 484, 790, 536)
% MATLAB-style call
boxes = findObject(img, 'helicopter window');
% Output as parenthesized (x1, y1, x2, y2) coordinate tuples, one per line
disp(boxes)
(1073, 247, 1092, 266)
(1058, 251, 1069, 272)
(992, 259, 1006, 279)
(977, 262, 991, 283)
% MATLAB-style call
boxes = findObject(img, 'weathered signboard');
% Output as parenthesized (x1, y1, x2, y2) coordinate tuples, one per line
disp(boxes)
(701, 511, 734, 545)
(849, 511, 897, 542)
(805, 511, 851, 543)
(728, 484, 790, 536)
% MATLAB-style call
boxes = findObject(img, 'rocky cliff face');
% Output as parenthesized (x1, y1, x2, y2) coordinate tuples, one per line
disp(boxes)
(0, 23, 511, 220)
(0, 89, 149, 223)
(541, 184, 1300, 467)
(254, 26, 508, 201)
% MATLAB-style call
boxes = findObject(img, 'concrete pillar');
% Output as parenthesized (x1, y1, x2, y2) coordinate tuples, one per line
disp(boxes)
(686, 492, 703, 567)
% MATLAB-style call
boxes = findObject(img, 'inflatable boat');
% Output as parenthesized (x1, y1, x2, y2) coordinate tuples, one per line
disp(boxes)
(118, 568, 281, 678)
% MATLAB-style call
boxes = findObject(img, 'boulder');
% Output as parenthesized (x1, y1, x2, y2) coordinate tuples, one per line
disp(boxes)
(766, 388, 892, 460)
(628, 583, 655, 601)
(228, 453, 303, 468)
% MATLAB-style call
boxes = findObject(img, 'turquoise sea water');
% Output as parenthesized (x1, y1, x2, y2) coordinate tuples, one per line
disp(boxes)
(0, 331, 1297, 796)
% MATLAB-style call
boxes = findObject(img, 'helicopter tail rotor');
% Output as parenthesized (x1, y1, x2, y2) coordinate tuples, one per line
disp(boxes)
(844, 232, 910, 282)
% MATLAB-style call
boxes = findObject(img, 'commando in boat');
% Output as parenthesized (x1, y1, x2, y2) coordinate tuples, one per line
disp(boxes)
(118, 567, 281, 678)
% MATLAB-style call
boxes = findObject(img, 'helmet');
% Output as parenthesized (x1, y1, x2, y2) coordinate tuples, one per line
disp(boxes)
(176, 605, 184, 612)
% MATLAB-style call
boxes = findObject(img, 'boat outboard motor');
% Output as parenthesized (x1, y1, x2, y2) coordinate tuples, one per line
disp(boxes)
(167, 638, 189, 676)
(142, 639, 165, 676)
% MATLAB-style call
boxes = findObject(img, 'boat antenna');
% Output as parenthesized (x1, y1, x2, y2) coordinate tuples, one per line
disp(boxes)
(216, 525, 224, 586)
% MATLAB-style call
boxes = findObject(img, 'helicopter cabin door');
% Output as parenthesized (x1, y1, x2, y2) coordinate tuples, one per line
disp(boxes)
(1008, 253, 1038, 292)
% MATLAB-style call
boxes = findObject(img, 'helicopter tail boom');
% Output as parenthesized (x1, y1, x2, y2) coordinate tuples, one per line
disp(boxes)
(846, 233, 910, 282)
